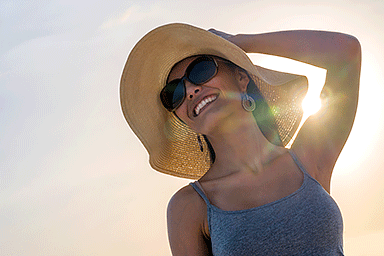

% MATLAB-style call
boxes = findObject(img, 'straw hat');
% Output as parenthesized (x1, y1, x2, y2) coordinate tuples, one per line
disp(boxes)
(120, 23, 308, 179)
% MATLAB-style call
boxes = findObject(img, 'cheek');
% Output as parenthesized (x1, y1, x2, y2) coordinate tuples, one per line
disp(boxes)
(212, 72, 242, 95)
(174, 105, 190, 124)
(174, 102, 204, 133)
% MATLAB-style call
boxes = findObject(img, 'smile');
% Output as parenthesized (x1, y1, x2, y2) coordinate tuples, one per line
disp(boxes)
(193, 95, 218, 116)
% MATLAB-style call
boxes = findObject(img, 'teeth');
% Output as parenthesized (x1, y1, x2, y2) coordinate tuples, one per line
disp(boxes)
(194, 95, 217, 116)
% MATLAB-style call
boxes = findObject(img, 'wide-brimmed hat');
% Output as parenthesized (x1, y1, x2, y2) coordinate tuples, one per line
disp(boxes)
(120, 23, 308, 179)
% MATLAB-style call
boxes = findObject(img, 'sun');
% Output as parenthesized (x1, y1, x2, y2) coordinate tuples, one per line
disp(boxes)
(302, 93, 322, 118)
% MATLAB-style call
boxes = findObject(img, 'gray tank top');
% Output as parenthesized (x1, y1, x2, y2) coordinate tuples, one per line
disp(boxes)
(190, 151, 344, 255)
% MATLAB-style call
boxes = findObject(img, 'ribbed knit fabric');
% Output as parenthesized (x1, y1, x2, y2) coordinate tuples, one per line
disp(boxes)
(190, 151, 344, 255)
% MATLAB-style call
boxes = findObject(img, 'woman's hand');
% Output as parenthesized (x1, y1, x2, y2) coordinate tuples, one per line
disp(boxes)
(208, 28, 234, 41)
(208, 28, 247, 52)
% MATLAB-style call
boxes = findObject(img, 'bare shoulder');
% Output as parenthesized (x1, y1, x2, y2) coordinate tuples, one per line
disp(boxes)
(167, 184, 206, 216)
(167, 184, 211, 255)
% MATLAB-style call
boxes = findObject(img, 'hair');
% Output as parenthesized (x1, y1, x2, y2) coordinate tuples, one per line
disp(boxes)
(247, 76, 283, 147)
(218, 57, 283, 146)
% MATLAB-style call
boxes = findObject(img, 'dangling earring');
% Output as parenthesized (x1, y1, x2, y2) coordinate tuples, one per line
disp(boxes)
(242, 93, 256, 112)
(197, 134, 204, 152)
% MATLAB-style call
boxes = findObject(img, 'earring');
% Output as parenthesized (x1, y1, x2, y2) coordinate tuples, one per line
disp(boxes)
(242, 93, 256, 112)
(197, 134, 204, 152)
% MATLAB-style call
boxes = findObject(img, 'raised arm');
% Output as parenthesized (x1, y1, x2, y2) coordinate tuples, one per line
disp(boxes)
(227, 30, 361, 71)
(213, 29, 362, 190)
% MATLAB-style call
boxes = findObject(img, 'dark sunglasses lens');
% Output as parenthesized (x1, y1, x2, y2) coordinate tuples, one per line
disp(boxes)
(160, 57, 217, 111)
(188, 58, 217, 84)
(160, 79, 185, 111)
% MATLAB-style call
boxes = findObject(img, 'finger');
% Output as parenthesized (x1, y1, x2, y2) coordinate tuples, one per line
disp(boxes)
(208, 28, 233, 40)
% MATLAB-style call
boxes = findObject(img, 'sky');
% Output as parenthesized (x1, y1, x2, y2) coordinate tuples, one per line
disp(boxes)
(1, 0, 384, 255)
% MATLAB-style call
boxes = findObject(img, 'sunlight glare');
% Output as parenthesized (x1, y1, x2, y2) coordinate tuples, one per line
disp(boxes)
(247, 53, 326, 117)
(302, 94, 322, 117)
(247, 53, 327, 147)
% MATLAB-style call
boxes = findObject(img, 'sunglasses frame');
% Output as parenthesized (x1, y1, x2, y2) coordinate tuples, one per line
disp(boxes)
(160, 56, 219, 112)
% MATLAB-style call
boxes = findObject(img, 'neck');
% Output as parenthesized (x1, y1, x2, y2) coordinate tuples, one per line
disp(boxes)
(203, 112, 286, 180)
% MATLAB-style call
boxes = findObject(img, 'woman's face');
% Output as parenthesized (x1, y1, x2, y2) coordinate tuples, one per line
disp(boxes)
(168, 56, 250, 135)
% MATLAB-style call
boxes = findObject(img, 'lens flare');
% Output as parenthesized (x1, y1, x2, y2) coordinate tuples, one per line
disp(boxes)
(302, 93, 322, 118)
(247, 53, 327, 148)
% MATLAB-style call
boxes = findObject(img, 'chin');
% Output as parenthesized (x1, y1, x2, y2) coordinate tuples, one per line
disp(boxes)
(196, 108, 240, 136)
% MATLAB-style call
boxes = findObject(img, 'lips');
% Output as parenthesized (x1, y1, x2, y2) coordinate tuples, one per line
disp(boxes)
(193, 94, 218, 116)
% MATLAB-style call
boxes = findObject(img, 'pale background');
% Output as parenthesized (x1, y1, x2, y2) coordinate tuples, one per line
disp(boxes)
(1, 0, 383, 255)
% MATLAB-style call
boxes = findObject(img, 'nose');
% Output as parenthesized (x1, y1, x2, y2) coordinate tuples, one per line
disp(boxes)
(185, 80, 201, 100)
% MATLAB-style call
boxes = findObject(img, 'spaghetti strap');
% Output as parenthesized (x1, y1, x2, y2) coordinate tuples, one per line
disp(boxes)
(190, 181, 211, 206)
(288, 149, 308, 174)
(289, 149, 325, 188)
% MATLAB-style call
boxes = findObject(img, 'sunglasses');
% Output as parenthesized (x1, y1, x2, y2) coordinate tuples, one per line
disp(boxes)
(160, 56, 219, 112)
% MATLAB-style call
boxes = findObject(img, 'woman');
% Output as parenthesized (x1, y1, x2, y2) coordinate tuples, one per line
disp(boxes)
(120, 23, 361, 255)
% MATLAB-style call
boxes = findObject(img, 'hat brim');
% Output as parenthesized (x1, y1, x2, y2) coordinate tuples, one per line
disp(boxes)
(120, 23, 308, 179)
